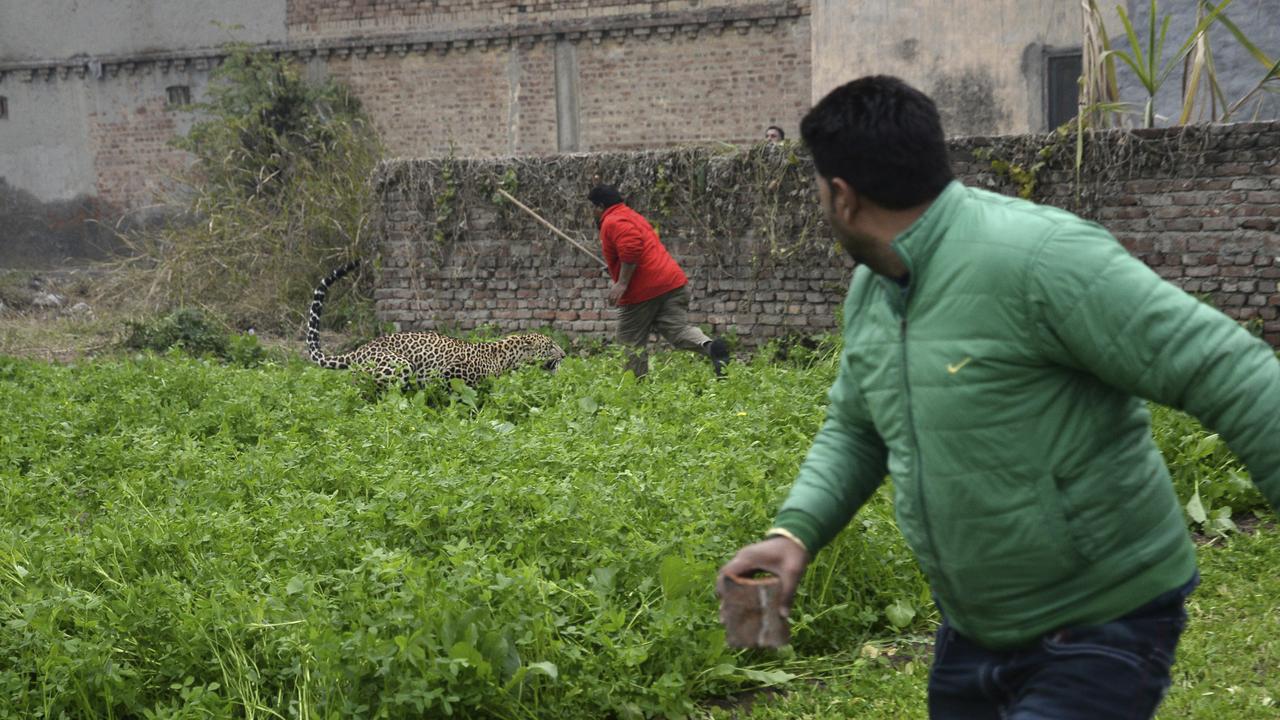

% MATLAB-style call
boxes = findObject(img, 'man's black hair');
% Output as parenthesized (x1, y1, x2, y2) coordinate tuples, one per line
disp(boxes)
(587, 184, 624, 208)
(766, 125, 785, 140)
(800, 75, 953, 210)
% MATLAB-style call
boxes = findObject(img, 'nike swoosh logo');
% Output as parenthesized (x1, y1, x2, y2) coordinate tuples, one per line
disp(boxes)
(947, 357, 973, 374)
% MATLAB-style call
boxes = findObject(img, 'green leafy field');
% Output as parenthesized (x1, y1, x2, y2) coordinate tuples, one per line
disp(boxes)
(1, 343, 1275, 718)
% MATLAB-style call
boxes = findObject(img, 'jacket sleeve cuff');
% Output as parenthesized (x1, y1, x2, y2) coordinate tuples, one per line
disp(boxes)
(770, 509, 823, 555)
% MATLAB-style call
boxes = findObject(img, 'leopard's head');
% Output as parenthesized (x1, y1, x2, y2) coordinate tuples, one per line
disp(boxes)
(505, 333, 567, 373)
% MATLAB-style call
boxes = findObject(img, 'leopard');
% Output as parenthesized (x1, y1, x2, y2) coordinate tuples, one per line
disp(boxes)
(306, 260, 566, 387)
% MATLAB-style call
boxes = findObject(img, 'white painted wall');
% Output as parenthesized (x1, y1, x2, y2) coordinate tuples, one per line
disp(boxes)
(812, 0, 1278, 134)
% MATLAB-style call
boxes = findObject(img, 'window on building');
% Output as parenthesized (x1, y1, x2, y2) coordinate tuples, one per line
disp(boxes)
(0, 96, 8, 120)
(1046, 50, 1082, 130)
(166, 85, 191, 108)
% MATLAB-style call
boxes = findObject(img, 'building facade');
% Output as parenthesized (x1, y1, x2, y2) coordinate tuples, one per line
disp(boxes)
(1, 0, 1276, 265)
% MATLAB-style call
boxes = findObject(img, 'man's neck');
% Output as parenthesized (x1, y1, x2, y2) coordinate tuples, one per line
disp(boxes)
(861, 243, 910, 281)
(858, 201, 932, 281)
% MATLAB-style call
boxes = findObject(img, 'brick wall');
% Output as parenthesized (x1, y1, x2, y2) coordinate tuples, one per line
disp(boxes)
(374, 122, 1280, 348)
(88, 96, 190, 210)
(574, 21, 810, 150)
(372, 147, 847, 343)
(328, 44, 557, 157)
(953, 122, 1280, 344)
(295, 0, 811, 156)
(1, 59, 207, 215)
(324, 12, 810, 156)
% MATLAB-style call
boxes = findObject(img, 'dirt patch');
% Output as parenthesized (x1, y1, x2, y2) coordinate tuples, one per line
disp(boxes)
(0, 266, 314, 364)
(0, 268, 110, 361)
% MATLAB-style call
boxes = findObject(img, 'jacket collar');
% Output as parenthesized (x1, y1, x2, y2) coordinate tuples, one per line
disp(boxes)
(888, 180, 966, 286)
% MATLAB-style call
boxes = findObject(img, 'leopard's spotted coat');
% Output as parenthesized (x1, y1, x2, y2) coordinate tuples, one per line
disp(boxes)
(307, 261, 565, 387)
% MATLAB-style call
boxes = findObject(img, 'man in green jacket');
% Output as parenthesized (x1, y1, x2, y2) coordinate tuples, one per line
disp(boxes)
(718, 75, 1280, 718)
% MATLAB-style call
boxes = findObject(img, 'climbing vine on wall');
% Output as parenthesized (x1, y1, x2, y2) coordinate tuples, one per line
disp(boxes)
(956, 123, 1223, 217)
(373, 142, 837, 282)
(376, 122, 1248, 301)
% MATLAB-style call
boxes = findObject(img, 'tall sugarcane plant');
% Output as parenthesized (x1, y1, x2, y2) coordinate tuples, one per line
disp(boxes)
(1107, 0, 1235, 128)
(1214, 10, 1280, 120)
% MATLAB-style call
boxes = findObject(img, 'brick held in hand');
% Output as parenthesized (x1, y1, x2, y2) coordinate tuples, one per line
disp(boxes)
(717, 572, 790, 649)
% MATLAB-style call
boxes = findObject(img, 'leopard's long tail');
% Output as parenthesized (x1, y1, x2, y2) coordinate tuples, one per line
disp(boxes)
(307, 260, 360, 368)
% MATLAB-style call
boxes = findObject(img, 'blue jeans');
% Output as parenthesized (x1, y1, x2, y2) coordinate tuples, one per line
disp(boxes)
(928, 573, 1198, 720)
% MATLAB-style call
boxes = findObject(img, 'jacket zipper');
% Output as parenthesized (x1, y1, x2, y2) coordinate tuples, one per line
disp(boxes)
(891, 278, 957, 612)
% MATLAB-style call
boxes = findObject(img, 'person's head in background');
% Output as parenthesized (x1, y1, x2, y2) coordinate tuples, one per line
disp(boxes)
(765, 125, 785, 144)
(587, 184, 625, 223)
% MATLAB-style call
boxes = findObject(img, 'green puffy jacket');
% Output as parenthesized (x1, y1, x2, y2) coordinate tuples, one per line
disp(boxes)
(775, 180, 1280, 649)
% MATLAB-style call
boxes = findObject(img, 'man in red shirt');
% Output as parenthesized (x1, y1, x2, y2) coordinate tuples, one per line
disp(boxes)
(588, 184, 730, 379)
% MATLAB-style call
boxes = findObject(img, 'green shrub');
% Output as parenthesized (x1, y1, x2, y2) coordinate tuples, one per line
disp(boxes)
(122, 309, 269, 367)
(224, 332, 268, 368)
(123, 308, 230, 357)
(0, 272, 35, 311)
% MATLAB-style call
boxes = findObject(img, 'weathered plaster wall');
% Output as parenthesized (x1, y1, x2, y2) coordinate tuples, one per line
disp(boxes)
(0, 179, 118, 268)
(0, 0, 258, 266)
(0, 1, 286, 62)
(811, 0, 1080, 135)
(0, 63, 207, 206)
(0, 78, 97, 201)
(0, 61, 207, 267)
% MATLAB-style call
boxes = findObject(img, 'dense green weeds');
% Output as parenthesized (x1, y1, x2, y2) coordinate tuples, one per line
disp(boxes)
(0, 344, 1272, 718)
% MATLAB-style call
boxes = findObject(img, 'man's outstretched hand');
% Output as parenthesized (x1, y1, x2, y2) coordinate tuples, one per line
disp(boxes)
(717, 536, 810, 619)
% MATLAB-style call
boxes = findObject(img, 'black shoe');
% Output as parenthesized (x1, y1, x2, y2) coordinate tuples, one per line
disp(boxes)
(708, 338, 730, 377)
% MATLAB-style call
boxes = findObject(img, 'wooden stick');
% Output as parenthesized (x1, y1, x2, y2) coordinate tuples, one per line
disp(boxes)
(495, 188, 608, 269)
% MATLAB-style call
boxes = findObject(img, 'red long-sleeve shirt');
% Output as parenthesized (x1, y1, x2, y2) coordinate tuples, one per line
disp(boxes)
(598, 203, 687, 305)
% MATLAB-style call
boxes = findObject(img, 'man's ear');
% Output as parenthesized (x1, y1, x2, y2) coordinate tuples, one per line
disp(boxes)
(829, 177, 859, 225)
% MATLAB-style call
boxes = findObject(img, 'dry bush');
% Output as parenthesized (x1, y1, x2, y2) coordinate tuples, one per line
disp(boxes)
(98, 44, 383, 337)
